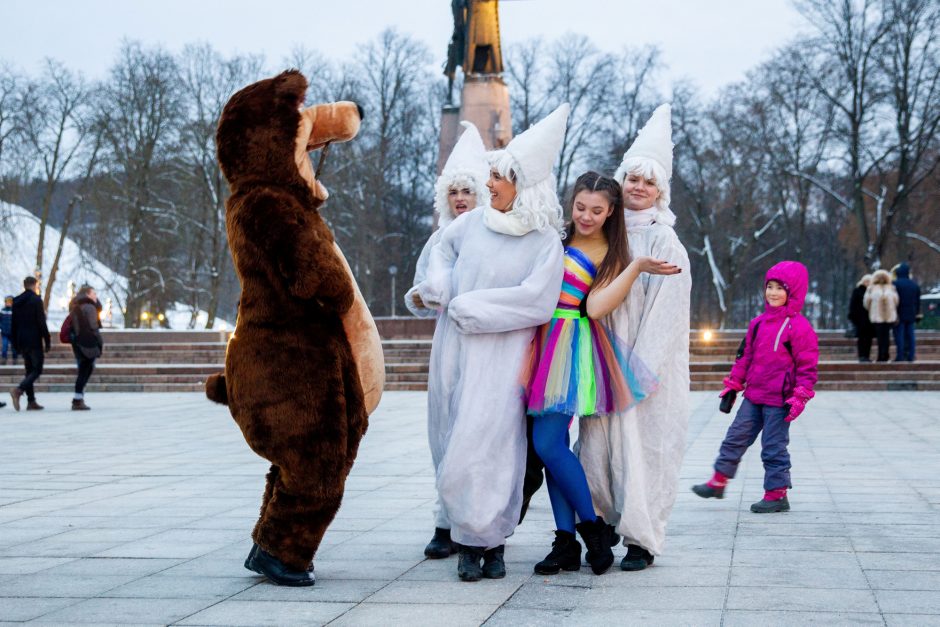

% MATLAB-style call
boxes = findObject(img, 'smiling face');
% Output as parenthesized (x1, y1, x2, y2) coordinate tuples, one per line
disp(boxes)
(447, 185, 477, 216)
(571, 190, 613, 238)
(622, 172, 660, 211)
(765, 279, 788, 308)
(486, 169, 517, 212)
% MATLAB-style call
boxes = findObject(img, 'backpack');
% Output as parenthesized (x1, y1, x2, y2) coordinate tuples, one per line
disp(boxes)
(59, 313, 73, 344)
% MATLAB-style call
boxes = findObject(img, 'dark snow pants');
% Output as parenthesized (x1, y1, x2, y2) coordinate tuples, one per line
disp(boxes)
(714, 399, 792, 491)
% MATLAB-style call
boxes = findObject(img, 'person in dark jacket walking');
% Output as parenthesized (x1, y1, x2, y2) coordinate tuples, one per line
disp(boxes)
(69, 285, 103, 410)
(2, 295, 18, 365)
(893, 263, 921, 361)
(848, 274, 874, 362)
(10, 276, 51, 411)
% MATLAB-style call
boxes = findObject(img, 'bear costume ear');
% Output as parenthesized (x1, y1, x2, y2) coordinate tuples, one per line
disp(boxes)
(273, 69, 308, 109)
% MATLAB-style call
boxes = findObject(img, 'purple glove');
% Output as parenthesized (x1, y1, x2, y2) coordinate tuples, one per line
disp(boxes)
(785, 386, 815, 422)
(719, 376, 744, 398)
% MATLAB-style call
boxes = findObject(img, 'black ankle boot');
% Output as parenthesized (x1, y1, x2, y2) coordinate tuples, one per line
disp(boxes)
(457, 545, 485, 582)
(244, 542, 260, 572)
(575, 516, 614, 575)
(248, 546, 315, 586)
(620, 544, 654, 571)
(534, 530, 581, 575)
(691, 483, 725, 499)
(482, 545, 506, 579)
(424, 527, 458, 559)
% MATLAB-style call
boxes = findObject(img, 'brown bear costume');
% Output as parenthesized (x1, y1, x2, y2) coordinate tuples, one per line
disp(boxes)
(207, 70, 384, 585)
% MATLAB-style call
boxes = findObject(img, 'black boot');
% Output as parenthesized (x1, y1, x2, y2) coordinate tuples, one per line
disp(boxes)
(575, 516, 614, 575)
(691, 483, 725, 499)
(534, 530, 581, 575)
(608, 523, 620, 547)
(482, 545, 506, 579)
(620, 544, 654, 571)
(247, 546, 315, 586)
(750, 496, 790, 513)
(244, 542, 260, 573)
(424, 527, 458, 559)
(457, 545, 484, 582)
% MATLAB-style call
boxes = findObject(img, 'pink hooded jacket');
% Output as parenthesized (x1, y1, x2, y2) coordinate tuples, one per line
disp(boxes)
(728, 261, 819, 407)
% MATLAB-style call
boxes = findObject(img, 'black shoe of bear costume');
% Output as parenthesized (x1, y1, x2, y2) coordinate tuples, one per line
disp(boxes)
(620, 544, 655, 571)
(457, 545, 485, 582)
(691, 483, 725, 499)
(482, 545, 506, 579)
(424, 527, 458, 559)
(534, 530, 581, 575)
(244, 543, 260, 573)
(248, 546, 315, 586)
(750, 496, 790, 513)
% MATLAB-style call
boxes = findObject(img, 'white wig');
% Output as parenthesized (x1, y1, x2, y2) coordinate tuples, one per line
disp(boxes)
(614, 155, 676, 226)
(433, 170, 489, 228)
(488, 149, 565, 235)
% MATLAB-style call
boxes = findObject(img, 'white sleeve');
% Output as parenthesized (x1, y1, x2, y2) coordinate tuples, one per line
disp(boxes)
(405, 231, 442, 319)
(416, 216, 465, 309)
(447, 236, 564, 334)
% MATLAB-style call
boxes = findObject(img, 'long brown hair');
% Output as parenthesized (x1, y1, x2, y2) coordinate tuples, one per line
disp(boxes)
(565, 171, 630, 288)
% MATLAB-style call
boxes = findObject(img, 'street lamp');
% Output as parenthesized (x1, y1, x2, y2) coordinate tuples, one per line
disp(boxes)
(388, 265, 398, 318)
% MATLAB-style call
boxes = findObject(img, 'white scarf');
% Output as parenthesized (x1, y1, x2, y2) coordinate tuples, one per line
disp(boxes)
(624, 207, 659, 229)
(483, 205, 534, 236)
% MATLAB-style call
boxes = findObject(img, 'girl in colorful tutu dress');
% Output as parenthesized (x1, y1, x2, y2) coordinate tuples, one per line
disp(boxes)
(522, 171, 681, 575)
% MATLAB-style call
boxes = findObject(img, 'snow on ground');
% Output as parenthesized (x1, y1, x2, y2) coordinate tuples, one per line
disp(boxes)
(0, 201, 230, 330)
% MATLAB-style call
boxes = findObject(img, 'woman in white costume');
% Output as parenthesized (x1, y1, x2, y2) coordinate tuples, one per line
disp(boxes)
(405, 122, 490, 559)
(576, 104, 692, 571)
(411, 104, 569, 582)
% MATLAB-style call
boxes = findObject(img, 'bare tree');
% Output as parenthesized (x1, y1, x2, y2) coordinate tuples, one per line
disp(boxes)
(18, 59, 93, 303)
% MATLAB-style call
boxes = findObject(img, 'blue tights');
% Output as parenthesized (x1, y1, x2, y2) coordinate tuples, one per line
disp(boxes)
(532, 412, 597, 533)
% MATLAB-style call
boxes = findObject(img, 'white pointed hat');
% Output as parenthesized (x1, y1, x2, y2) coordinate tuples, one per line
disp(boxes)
(617, 103, 673, 181)
(435, 121, 489, 225)
(505, 103, 570, 188)
(442, 121, 488, 181)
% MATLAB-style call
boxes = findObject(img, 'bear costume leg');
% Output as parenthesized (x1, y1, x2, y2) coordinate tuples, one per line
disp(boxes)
(252, 459, 347, 572)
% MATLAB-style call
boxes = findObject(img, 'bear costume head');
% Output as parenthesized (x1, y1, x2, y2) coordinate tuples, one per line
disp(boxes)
(216, 69, 362, 203)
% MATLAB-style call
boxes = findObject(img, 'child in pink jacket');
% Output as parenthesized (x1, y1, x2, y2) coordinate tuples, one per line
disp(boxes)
(692, 261, 819, 513)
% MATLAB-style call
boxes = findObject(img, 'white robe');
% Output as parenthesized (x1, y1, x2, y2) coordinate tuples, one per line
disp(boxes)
(415, 207, 564, 548)
(576, 221, 691, 555)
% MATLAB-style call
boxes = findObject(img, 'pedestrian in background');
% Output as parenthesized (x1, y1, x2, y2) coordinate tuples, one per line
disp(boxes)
(893, 263, 921, 361)
(848, 274, 873, 362)
(1, 295, 16, 365)
(10, 276, 50, 411)
(69, 285, 103, 410)
(864, 270, 899, 363)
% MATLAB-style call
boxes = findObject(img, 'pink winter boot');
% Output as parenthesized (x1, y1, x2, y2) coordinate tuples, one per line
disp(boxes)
(691, 471, 728, 499)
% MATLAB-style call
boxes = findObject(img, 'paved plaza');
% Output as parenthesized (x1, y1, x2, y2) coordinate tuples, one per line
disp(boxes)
(1, 391, 939, 626)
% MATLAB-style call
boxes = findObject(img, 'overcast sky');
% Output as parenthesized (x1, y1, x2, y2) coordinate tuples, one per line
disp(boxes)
(1, 0, 807, 95)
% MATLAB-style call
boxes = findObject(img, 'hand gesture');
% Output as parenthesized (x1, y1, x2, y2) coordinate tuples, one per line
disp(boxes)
(411, 291, 427, 310)
(635, 256, 681, 276)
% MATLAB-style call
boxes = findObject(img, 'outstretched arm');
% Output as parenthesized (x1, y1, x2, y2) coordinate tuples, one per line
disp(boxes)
(586, 256, 681, 320)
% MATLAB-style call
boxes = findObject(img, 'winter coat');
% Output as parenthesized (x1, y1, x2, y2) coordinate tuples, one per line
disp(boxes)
(11, 289, 50, 352)
(864, 282, 899, 324)
(69, 296, 103, 359)
(847, 285, 872, 331)
(893, 264, 921, 323)
(576, 220, 692, 556)
(0, 306, 12, 337)
(729, 261, 819, 408)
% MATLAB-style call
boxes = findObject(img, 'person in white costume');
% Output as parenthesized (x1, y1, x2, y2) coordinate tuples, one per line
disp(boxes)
(404, 122, 490, 559)
(408, 121, 490, 313)
(576, 104, 692, 571)
(409, 104, 569, 582)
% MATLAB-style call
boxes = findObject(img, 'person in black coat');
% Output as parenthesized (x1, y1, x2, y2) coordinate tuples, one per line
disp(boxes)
(893, 263, 921, 361)
(10, 276, 51, 411)
(68, 285, 103, 410)
(848, 273, 874, 362)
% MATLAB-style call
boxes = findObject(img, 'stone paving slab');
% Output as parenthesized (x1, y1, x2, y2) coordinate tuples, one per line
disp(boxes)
(0, 390, 937, 625)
